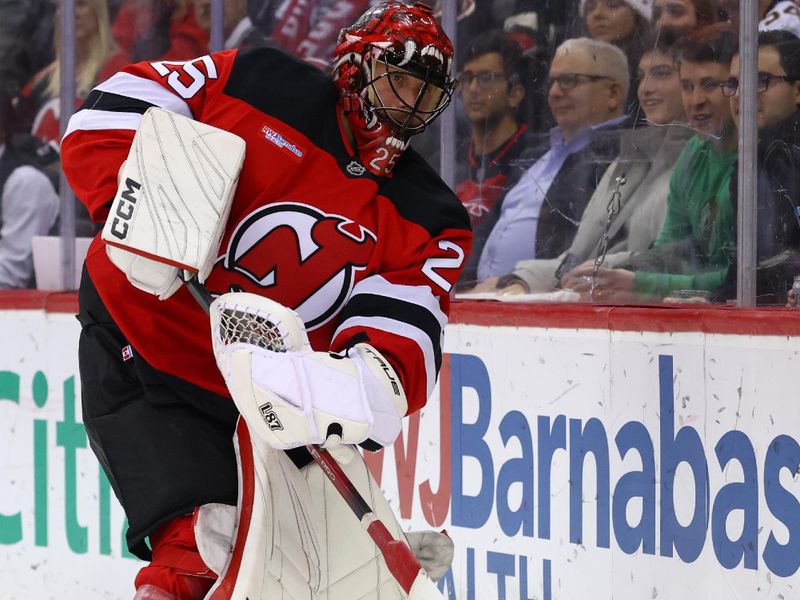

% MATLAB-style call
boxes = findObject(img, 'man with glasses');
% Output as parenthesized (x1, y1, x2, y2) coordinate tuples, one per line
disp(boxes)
(464, 36, 630, 283)
(454, 31, 530, 232)
(564, 24, 740, 302)
(717, 30, 800, 305)
(482, 28, 692, 297)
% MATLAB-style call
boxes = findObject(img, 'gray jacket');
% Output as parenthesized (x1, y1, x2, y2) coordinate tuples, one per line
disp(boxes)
(509, 124, 693, 291)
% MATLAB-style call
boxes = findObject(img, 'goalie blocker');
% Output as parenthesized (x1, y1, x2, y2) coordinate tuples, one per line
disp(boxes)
(101, 107, 245, 300)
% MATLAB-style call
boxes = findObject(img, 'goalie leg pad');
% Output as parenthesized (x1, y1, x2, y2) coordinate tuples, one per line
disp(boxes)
(202, 419, 415, 600)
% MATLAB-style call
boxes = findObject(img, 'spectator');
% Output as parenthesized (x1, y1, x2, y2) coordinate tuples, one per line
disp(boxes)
(0, 91, 59, 288)
(562, 24, 739, 302)
(455, 30, 530, 231)
(583, 0, 652, 46)
(113, 0, 220, 61)
(433, 0, 509, 47)
(463, 37, 631, 283)
(19, 0, 131, 146)
(653, 0, 720, 34)
(715, 30, 800, 304)
(264, 0, 372, 63)
(158, 0, 209, 60)
(581, 0, 653, 115)
(0, 0, 55, 98)
(191, 0, 267, 49)
(723, 0, 800, 39)
(111, 0, 176, 61)
(760, 0, 800, 38)
(483, 28, 692, 295)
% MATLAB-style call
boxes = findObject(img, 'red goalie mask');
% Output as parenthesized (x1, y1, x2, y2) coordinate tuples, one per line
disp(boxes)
(332, 1, 456, 176)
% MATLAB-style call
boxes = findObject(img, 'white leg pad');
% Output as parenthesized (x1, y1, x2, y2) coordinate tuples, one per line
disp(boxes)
(201, 419, 410, 600)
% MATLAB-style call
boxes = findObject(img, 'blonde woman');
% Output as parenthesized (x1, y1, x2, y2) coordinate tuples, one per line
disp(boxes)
(20, 0, 131, 145)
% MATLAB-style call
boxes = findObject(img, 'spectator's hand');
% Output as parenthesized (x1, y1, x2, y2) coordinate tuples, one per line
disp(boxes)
(787, 288, 798, 308)
(558, 259, 594, 289)
(499, 282, 527, 296)
(467, 276, 501, 293)
(561, 265, 636, 302)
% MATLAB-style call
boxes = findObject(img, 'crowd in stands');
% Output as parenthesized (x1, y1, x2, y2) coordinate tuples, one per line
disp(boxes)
(0, 0, 798, 305)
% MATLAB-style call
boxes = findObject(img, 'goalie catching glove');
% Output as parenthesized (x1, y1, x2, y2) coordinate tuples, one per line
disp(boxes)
(210, 292, 408, 450)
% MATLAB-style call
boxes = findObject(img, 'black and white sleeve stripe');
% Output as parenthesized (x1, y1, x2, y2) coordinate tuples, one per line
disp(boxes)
(63, 72, 193, 139)
(333, 275, 448, 399)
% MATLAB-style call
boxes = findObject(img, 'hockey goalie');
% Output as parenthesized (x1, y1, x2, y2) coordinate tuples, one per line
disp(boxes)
(61, 2, 471, 599)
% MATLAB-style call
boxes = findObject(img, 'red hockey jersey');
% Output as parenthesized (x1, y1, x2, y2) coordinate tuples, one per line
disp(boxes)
(61, 47, 472, 414)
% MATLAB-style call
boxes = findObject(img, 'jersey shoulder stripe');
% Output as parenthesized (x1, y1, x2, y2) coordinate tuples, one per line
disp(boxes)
(380, 148, 472, 238)
(350, 275, 447, 328)
(94, 71, 194, 118)
(223, 47, 338, 145)
(80, 89, 154, 115)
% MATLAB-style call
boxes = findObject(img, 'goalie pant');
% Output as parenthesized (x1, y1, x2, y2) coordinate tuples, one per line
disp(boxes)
(62, 45, 471, 577)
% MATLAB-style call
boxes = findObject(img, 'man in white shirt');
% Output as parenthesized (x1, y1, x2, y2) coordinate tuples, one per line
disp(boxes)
(467, 37, 630, 283)
(0, 91, 59, 288)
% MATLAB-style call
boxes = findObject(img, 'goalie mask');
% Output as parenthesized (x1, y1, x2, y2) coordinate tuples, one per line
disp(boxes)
(332, 1, 456, 177)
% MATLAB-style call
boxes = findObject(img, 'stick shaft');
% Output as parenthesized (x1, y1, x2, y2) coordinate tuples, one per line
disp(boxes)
(306, 444, 422, 594)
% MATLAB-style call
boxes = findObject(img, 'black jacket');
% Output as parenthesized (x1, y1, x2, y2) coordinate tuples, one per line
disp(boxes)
(717, 112, 800, 304)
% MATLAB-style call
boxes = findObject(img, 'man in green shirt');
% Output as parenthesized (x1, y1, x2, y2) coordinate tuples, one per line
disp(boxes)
(563, 24, 740, 301)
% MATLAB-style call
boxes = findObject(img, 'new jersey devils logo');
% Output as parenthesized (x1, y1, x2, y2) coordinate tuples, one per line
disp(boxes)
(205, 202, 377, 330)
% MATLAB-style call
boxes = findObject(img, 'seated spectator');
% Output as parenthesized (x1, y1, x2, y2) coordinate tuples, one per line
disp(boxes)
(560, 24, 739, 302)
(190, 0, 267, 49)
(158, 0, 209, 60)
(117, 0, 225, 61)
(462, 37, 631, 283)
(19, 0, 131, 146)
(263, 1, 372, 63)
(759, 0, 800, 38)
(0, 92, 59, 288)
(111, 0, 176, 61)
(454, 30, 530, 231)
(715, 30, 800, 304)
(581, 0, 653, 114)
(653, 0, 721, 34)
(723, 0, 800, 39)
(583, 0, 652, 47)
(0, 0, 55, 98)
(482, 28, 692, 295)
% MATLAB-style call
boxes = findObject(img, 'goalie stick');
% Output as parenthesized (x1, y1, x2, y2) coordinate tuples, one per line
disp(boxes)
(183, 276, 447, 600)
